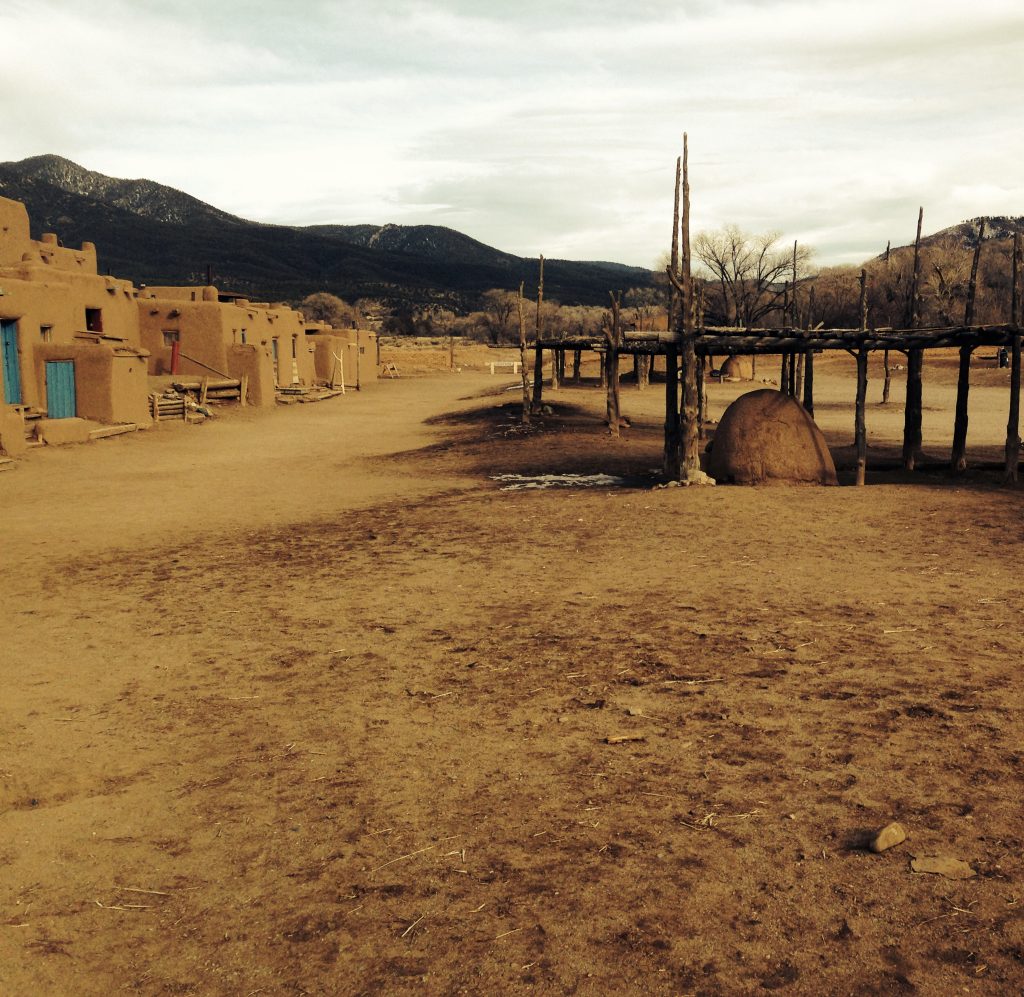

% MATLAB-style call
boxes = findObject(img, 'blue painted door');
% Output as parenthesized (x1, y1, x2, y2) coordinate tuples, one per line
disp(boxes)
(45, 360, 76, 418)
(1, 319, 21, 404)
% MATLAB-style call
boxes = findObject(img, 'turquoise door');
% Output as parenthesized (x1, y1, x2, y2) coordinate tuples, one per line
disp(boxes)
(1, 319, 21, 404)
(45, 361, 77, 418)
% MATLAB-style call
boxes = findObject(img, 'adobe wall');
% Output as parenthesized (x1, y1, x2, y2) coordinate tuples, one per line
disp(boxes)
(0, 198, 32, 267)
(30, 342, 151, 425)
(228, 344, 276, 407)
(0, 196, 98, 273)
(0, 408, 26, 456)
(0, 270, 142, 408)
(310, 335, 348, 384)
(307, 328, 377, 387)
(138, 289, 315, 387)
(138, 297, 230, 376)
(140, 285, 219, 303)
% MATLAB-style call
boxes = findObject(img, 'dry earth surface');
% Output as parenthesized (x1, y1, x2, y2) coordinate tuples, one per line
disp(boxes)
(2, 344, 1023, 996)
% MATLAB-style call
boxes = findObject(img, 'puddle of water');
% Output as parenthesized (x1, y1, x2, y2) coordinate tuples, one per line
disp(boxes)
(492, 473, 627, 491)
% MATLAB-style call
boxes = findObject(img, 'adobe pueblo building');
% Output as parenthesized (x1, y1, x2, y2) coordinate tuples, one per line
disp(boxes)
(136, 289, 377, 405)
(0, 196, 151, 451)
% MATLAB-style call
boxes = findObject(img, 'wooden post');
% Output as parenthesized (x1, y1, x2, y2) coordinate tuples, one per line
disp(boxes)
(779, 353, 789, 393)
(679, 134, 701, 476)
(881, 240, 892, 404)
(240, 374, 249, 407)
(1005, 231, 1022, 483)
(855, 269, 869, 486)
(697, 355, 706, 441)
(517, 281, 530, 425)
(903, 207, 924, 470)
(794, 352, 804, 403)
(532, 256, 545, 411)
(607, 292, 622, 436)
(803, 350, 814, 415)
(551, 344, 560, 392)
(664, 154, 682, 479)
(951, 221, 985, 473)
(572, 349, 582, 383)
(855, 349, 868, 485)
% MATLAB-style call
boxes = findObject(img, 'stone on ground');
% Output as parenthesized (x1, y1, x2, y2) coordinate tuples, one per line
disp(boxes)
(707, 389, 838, 485)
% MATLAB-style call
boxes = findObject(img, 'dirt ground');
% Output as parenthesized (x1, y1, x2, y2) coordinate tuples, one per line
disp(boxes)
(2, 347, 1023, 996)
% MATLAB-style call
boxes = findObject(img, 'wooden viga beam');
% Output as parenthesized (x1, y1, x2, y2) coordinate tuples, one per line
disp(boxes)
(538, 324, 1019, 354)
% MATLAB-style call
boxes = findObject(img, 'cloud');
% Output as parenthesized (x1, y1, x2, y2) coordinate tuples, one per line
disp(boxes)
(1, 0, 1022, 269)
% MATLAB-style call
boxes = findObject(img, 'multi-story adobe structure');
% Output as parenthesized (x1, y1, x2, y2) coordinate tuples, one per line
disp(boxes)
(0, 195, 151, 453)
(137, 288, 377, 403)
(136, 286, 317, 406)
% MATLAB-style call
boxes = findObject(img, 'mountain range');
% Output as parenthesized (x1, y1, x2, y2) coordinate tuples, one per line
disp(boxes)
(0, 155, 654, 309)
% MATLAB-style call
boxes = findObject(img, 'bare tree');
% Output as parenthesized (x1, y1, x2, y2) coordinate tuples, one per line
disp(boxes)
(479, 289, 518, 344)
(694, 225, 813, 327)
(300, 292, 360, 328)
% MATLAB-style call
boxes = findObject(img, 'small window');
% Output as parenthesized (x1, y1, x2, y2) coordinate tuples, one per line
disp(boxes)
(162, 330, 180, 347)
(240, 330, 247, 344)
(291, 335, 298, 359)
(85, 308, 103, 333)
(40, 325, 53, 343)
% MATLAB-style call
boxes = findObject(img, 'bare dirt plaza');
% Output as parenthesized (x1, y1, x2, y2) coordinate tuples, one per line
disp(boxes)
(2, 347, 1023, 994)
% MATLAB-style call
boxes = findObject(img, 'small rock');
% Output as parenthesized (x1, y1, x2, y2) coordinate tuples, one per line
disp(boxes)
(870, 821, 907, 853)
(682, 468, 716, 487)
(626, 707, 644, 717)
(666, 480, 680, 488)
(910, 855, 976, 879)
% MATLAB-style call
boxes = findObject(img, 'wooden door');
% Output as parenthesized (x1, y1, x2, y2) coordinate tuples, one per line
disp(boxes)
(1, 319, 21, 405)
(45, 360, 76, 418)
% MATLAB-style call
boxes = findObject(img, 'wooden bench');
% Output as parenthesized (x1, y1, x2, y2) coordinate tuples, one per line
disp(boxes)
(489, 360, 522, 375)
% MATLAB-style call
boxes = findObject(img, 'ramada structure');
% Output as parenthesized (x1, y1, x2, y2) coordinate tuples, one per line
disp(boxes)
(0, 193, 375, 458)
(533, 139, 1023, 486)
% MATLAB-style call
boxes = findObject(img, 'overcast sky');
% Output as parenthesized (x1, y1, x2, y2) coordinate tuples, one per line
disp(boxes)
(2, 0, 1023, 268)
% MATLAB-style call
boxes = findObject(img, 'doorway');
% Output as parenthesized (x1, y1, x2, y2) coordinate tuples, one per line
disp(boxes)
(1, 319, 21, 404)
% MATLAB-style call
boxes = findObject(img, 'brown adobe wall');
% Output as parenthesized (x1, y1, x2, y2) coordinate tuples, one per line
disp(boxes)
(31, 342, 150, 425)
(139, 299, 231, 376)
(310, 335, 347, 384)
(0, 269, 141, 408)
(228, 344, 276, 407)
(140, 286, 219, 303)
(0, 408, 27, 456)
(140, 291, 316, 387)
(0, 196, 98, 273)
(0, 197, 32, 266)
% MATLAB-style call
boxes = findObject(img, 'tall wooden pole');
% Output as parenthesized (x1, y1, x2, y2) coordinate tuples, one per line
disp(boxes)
(531, 255, 545, 411)
(903, 208, 924, 470)
(680, 133, 701, 476)
(951, 219, 985, 473)
(803, 349, 814, 415)
(882, 239, 892, 403)
(697, 356, 706, 441)
(572, 349, 581, 383)
(855, 269, 869, 486)
(664, 155, 682, 479)
(1005, 231, 1022, 483)
(607, 291, 622, 436)
(517, 282, 530, 425)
